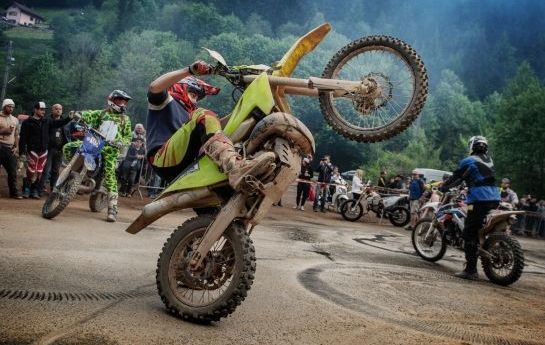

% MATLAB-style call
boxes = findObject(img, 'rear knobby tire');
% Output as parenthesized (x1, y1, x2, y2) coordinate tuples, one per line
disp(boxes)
(42, 171, 82, 219)
(89, 191, 108, 212)
(388, 206, 410, 227)
(156, 215, 256, 322)
(481, 233, 524, 286)
(320, 35, 428, 142)
(340, 199, 363, 221)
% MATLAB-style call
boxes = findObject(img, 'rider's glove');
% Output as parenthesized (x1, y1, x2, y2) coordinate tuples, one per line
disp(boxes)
(69, 111, 82, 121)
(189, 60, 213, 75)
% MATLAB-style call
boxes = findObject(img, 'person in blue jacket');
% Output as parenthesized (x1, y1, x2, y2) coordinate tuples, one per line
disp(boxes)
(440, 136, 500, 280)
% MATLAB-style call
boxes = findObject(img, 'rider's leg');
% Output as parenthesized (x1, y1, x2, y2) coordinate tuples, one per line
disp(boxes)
(201, 132, 275, 191)
(456, 202, 497, 279)
(151, 108, 274, 190)
(101, 147, 120, 222)
(62, 141, 81, 162)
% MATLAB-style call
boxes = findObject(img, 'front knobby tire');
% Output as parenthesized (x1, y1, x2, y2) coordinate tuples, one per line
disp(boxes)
(340, 200, 364, 221)
(42, 171, 82, 219)
(156, 216, 256, 322)
(481, 234, 524, 286)
(412, 218, 446, 262)
(320, 35, 428, 142)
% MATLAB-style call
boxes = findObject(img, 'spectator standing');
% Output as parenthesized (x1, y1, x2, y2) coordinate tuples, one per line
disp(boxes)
(351, 169, 364, 200)
(40, 103, 66, 194)
(132, 123, 146, 143)
(405, 169, 425, 231)
(19, 102, 71, 199)
(119, 137, 146, 197)
(294, 155, 313, 210)
(538, 200, 545, 238)
(500, 178, 519, 208)
(377, 170, 387, 188)
(313, 155, 333, 213)
(0, 99, 22, 199)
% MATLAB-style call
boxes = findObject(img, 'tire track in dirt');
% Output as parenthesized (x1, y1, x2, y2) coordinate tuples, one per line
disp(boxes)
(298, 263, 543, 345)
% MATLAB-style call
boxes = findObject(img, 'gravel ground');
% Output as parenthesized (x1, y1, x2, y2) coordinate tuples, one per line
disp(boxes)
(1, 184, 544, 345)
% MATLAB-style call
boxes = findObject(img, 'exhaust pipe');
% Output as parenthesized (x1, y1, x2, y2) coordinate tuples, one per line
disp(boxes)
(125, 188, 218, 234)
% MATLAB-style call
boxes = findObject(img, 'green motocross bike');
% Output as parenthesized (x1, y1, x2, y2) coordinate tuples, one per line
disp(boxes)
(126, 23, 428, 322)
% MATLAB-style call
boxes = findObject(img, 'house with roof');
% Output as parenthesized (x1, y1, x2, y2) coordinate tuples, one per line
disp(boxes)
(5, 2, 44, 26)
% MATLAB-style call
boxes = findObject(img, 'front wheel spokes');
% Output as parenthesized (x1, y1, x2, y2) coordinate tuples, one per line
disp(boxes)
(171, 232, 236, 307)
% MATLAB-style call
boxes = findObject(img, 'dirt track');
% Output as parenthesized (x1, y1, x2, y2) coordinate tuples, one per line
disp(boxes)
(1, 185, 545, 345)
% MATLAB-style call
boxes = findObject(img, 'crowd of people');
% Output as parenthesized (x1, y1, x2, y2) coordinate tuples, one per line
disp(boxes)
(0, 96, 165, 221)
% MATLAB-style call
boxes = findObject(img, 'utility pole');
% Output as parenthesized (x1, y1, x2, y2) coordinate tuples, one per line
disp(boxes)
(1, 40, 13, 100)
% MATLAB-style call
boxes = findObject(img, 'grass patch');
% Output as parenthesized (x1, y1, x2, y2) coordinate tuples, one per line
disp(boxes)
(4, 27, 53, 40)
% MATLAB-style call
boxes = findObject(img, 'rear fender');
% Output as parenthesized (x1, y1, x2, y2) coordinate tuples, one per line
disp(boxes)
(480, 210, 525, 241)
(246, 112, 315, 156)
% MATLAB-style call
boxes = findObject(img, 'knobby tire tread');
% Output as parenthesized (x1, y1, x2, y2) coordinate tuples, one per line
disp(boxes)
(412, 218, 447, 262)
(156, 216, 256, 322)
(42, 172, 82, 219)
(319, 35, 428, 142)
(481, 234, 524, 286)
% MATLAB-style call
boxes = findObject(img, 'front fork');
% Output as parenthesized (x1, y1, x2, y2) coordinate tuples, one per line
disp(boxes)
(55, 153, 86, 189)
(189, 138, 301, 270)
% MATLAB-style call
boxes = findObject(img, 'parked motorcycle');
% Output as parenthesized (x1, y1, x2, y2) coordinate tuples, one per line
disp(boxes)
(327, 176, 349, 212)
(340, 185, 410, 226)
(42, 119, 119, 219)
(412, 189, 525, 286)
(125, 23, 428, 322)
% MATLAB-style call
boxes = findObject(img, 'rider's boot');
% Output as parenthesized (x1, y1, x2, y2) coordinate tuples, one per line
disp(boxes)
(455, 242, 479, 280)
(106, 192, 118, 223)
(201, 132, 275, 191)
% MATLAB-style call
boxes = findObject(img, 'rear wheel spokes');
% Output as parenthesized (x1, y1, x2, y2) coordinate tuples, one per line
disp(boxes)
(332, 48, 415, 131)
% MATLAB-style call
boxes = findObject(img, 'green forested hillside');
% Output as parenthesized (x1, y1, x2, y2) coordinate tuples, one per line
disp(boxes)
(0, 0, 544, 197)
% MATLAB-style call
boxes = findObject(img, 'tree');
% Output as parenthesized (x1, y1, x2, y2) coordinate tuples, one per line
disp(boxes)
(491, 62, 545, 197)
(421, 69, 486, 168)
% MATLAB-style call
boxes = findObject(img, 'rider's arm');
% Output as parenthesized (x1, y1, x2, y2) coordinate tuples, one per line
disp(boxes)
(119, 117, 132, 147)
(441, 158, 470, 191)
(50, 115, 71, 129)
(149, 68, 191, 94)
(80, 110, 101, 129)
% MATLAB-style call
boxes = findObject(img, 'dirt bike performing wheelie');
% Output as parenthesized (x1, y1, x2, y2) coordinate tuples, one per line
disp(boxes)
(125, 23, 428, 322)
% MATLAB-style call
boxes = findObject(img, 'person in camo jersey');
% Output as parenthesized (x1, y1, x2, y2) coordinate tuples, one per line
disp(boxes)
(63, 90, 133, 222)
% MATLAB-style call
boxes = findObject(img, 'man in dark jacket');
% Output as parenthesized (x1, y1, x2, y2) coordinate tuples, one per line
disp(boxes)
(294, 155, 313, 210)
(40, 103, 67, 194)
(313, 155, 333, 212)
(440, 136, 500, 280)
(119, 137, 146, 197)
(19, 102, 71, 198)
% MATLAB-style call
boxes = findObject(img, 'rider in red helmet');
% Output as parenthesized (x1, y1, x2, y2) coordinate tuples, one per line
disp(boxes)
(146, 60, 274, 188)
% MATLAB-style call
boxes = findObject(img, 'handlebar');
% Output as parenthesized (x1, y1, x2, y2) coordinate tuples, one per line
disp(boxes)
(73, 118, 122, 149)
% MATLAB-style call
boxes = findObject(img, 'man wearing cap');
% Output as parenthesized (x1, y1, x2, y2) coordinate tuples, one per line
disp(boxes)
(0, 98, 22, 199)
(19, 102, 71, 199)
(405, 169, 425, 231)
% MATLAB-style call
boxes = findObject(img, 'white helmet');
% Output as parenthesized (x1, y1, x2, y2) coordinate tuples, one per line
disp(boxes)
(107, 90, 132, 113)
(468, 135, 488, 154)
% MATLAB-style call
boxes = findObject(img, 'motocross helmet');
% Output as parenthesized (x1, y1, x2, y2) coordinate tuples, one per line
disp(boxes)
(468, 135, 488, 154)
(108, 89, 132, 113)
(169, 77, 220, 112)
